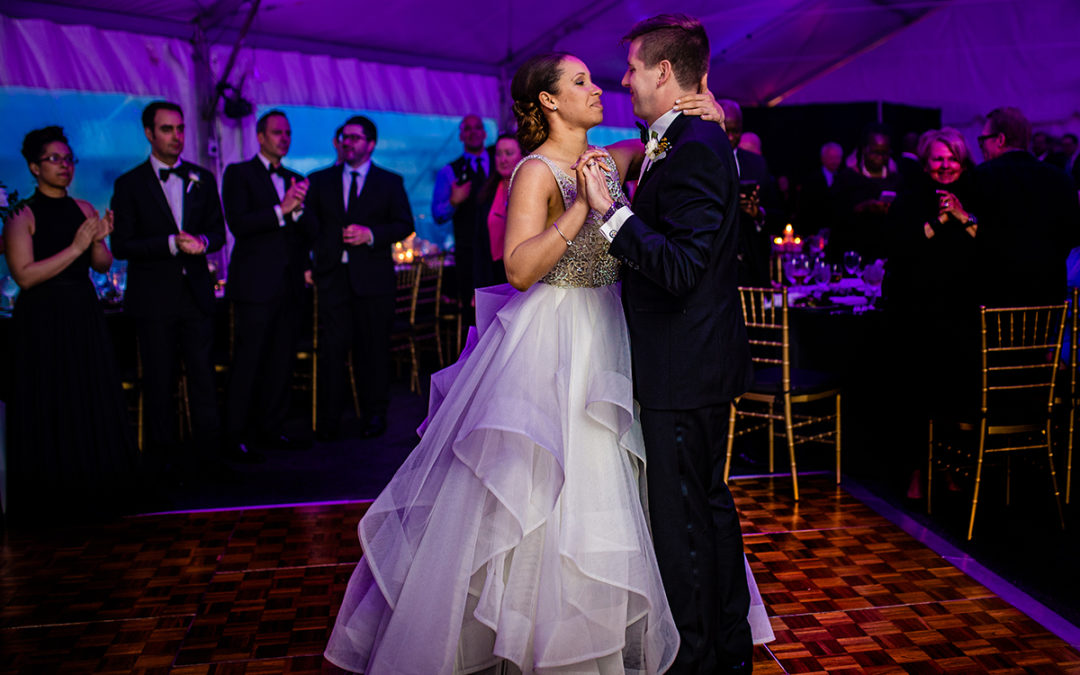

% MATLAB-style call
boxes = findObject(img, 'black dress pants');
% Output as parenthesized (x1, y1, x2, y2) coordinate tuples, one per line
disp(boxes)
(135, 286, 219, 456)
(225, 292, 299, 439)
(641, 403, 753, 674)
(317, 292, 394, 432)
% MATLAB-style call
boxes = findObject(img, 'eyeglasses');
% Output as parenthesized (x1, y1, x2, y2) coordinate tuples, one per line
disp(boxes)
(38, 154, 78, 165)
(977, 132, 1001, 144)
(340, 134, 368, 143)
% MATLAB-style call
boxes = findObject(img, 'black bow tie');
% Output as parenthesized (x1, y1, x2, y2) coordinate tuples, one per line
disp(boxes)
(636, 122, 649, 144)
(268, 164, 288, 178)
(158, 166, 185, 182)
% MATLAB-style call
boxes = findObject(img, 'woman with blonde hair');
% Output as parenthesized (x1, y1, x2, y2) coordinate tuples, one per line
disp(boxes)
(884, 126, 979, 501)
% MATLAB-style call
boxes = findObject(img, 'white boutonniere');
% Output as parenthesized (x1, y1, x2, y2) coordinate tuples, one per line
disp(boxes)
(645, 136, 670, 162)
(186, 171, 201, 194)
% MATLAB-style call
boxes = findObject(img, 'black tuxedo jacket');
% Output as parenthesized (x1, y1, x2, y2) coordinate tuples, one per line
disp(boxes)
(797, 166, 837, 234)
(222, 156, 310, 302)
(971, 150, 1080, 306)
(610, 114, 753, 409)
(111, 159, 226, 318)
(305, 163, 414, 301)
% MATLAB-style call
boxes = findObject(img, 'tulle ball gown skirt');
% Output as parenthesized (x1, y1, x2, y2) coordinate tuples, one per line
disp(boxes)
(325, 282, 681, 674)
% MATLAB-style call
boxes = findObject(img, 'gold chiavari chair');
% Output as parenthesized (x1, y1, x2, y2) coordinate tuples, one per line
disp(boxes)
(412, 254, 445, 371)
(439, 253, 465, 363)
(928, 303, 1068, 540)
(291, 285, 317, 432)
(1064, 287, 1078, 504)
(725, 286, 842, 500)
(390, 260, 423, 393)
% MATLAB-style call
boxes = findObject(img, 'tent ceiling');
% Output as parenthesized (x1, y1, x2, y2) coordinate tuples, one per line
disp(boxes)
(5, 0, 940, 105)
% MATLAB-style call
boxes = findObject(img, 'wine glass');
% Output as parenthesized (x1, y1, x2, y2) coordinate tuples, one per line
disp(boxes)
(788, 253, 811, 285)
(812, 258, 831, 284)
(843, 251, 862, 277)
(862, 260, 886, 305)
(830, 263, 843, 282)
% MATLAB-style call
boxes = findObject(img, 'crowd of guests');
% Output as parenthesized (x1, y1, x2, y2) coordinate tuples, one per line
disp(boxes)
(1, 101, 524, 520)
(4, 95, 1079, 519)
(742, 106, 1080, 499)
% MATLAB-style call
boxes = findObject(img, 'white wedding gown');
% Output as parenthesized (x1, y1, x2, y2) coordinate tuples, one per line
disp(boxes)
(324, 153, 773, 675)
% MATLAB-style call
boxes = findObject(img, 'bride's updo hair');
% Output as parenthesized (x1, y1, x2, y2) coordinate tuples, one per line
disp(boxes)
(511, 52, 570, 154)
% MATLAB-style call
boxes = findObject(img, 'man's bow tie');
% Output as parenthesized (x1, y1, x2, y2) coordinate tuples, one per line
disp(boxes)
(268, 164, 288, 178)
(158, 166, 185, 182)
(636, 122, 649, 144)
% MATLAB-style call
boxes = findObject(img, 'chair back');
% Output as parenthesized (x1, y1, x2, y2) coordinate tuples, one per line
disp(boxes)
(738, 286, 791, 391)
(413, 254, 443, 328)
(1070, 287, 1079, 403)
(395, 261, 421, 323)
(980, 303, 1067, 423)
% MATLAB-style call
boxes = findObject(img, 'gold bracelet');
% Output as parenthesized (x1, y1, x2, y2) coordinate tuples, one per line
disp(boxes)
(552, 220, 573, 247)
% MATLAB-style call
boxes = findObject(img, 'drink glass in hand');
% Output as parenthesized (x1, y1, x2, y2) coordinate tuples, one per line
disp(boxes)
(843, 251, 862, 277)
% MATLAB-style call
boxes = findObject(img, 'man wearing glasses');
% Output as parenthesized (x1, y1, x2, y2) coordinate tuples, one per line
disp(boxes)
(304, 116, 414, 441)
(973, 106, 1080, 307)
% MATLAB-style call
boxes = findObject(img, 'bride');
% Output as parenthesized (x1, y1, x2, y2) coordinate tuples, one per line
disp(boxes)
(324, 52, 771, 674)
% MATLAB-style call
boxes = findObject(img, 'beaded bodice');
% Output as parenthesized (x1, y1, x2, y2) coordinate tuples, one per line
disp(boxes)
(512, 150, 628, 288)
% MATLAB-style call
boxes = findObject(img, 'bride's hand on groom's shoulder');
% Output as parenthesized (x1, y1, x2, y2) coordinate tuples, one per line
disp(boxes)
(673, 88, 725, 127)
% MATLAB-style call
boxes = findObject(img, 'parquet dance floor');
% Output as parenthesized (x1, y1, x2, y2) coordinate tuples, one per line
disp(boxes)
(2, 476, 1078, 673)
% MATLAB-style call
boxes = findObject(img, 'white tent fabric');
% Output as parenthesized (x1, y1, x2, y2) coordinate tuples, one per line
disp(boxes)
(4, 0, 1080, 165)
(6, 0, 1080, 133)
(781, 0, 1080, 144)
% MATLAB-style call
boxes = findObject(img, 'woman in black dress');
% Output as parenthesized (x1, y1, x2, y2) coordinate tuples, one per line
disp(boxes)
(472, 133, 523, 288)
(3, 126, 137, 521)
(883, 127, 980, 500)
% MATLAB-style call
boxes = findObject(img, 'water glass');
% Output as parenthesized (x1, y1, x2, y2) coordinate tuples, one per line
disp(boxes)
(843, 251, 862, 277)
(812, 258, 831, 284)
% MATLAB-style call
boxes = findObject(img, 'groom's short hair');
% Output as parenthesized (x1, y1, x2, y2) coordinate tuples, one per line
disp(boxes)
(622, 14, 709, 91)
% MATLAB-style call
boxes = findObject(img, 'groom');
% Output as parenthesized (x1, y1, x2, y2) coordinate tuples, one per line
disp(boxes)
(589, 14, 755, 674)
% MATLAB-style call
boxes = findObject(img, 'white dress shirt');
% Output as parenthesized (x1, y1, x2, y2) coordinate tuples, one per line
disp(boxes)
(256, 152, 300, 228)
(150, 155, 186, 256)
(341, 160, 373, 262)
(600, 109, 683, 243)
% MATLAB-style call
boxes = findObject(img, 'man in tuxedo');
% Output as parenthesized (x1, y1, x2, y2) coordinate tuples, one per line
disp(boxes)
(220, 110, 310, 457)
(111, 100, 226, 467)
(305, 116, 414, 440)
(974, 107, 1080, 307)
(591, 14, 754, 674)
(717, 99, 783, 286)
(432, 114, 490, 321)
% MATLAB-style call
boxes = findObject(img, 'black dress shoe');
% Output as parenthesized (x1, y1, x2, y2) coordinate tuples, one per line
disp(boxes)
(361, 414, 387, 438)
(224, 441, 266, 463)
(257, 432, 311, 451)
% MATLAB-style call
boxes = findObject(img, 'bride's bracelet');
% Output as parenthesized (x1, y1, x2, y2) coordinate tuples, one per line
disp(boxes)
(552, 220, 573, 247)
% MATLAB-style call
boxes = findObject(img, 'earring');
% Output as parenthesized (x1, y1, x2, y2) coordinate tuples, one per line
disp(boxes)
(552, 105, 558, 111)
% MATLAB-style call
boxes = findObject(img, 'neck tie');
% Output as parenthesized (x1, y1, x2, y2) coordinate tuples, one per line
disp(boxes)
(636, 122, 649, 144)
(268, 164, 288, 178)
(159, 166, 184, 182)
(347, 170, 359, 216)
